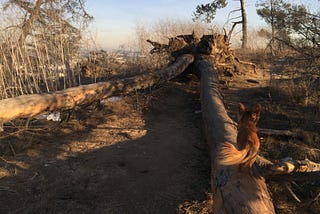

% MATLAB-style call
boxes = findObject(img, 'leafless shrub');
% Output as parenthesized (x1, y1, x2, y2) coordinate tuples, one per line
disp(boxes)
(0, 0, 92, 100)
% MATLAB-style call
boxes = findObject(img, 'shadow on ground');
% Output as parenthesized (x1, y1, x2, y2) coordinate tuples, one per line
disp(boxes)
(0, 79, 211, 213)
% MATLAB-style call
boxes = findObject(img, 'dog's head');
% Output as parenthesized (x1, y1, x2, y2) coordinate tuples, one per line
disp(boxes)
(238, 103, 262, 125)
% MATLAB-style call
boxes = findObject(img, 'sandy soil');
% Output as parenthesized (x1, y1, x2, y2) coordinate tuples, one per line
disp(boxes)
(0, 60, 319, 214)
(0, 76, 212, 213)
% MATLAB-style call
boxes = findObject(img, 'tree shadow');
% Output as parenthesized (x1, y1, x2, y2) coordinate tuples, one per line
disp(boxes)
(0, 80, 210, 213)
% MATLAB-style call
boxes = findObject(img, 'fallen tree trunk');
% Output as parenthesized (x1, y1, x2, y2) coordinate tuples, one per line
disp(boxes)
(0, 54, 194, 125)
(196, 57, 275, 213)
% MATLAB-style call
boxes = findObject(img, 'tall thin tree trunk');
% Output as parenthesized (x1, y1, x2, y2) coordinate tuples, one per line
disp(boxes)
(240, 0, 248, 49)
(270, 0, 275, 56)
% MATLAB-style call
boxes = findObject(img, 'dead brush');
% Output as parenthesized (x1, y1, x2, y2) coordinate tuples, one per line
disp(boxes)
(0, 4, 89, 100)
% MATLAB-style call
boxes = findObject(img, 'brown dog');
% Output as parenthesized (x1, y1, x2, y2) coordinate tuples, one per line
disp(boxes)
(217, 103, 262, 175)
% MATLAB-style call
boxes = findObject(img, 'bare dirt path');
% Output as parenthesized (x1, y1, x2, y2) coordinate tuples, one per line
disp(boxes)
(0, 77, 211, 213)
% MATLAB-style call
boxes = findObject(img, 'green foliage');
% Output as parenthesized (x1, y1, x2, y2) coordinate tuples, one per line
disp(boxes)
(193, 0, 228, 23)
(256, 0, 320, 57)
(256, 0, 313, 35)
(64, 0, 93, 27)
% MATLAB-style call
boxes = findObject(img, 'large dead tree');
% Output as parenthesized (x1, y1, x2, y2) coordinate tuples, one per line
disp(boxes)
(147, 32, 256, 74)
(0, 54, 194, 125)
(1, 30, 319, 212)
(149, 32, 320, 212)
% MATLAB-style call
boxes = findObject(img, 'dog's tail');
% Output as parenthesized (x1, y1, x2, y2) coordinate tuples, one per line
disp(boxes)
(216, 142, 256, 166)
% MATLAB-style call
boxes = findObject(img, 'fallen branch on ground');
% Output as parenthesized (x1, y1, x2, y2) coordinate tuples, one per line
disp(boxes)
(259, 128, 296, 137)
(0, 54, 194, 129)
(257, 156, 320, 176)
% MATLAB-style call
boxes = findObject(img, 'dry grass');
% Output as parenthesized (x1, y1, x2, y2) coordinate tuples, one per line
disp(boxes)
(0, 11, 82, 99)
(239, 49, 320, 214)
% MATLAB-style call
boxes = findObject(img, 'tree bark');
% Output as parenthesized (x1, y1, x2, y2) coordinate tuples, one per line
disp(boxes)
(258, 155, 320, 176)
(196, 57, 275, 213)
(0, 54, 194, 125)
(240, 0, 248, 49)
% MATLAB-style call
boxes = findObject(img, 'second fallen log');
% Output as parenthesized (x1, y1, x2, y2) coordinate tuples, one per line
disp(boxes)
(0, 54, 194, 125)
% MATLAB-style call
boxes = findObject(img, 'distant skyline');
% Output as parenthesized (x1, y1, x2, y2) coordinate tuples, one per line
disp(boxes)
(85, 0, 316, 50)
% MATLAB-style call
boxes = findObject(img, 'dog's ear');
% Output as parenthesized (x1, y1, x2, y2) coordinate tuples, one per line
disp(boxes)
(238, 103, 246, 116)
(251, 104, 262, 122)
(252, 104, 262, 115)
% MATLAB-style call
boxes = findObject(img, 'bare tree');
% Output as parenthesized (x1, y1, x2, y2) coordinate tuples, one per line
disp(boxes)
(0, 0, 93, 98)
(3, 0, 92, 47)
(239, 0, 247, 48)
(193, 0, 248, 49)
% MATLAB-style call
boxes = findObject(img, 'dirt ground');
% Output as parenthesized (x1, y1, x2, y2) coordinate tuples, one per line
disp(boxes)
(0, 57, 319, 213)
(0, 75, 212, 213)
(219, 58, 320, 214)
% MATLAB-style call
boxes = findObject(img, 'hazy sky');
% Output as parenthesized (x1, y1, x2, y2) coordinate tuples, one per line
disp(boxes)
(85, 0, 315, 50)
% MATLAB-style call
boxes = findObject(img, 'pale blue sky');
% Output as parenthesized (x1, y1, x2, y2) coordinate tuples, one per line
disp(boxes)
(85, 0, 315, 50)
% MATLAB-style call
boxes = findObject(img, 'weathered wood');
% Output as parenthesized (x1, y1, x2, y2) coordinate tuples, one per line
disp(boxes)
(196, 57, 275, 214)
(147, 32, 199, 56)
(148, 33, 257, 74)
(273, 157, 320, 172)
(0, 54, 194, 125)
(257, 156, 320, 177)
